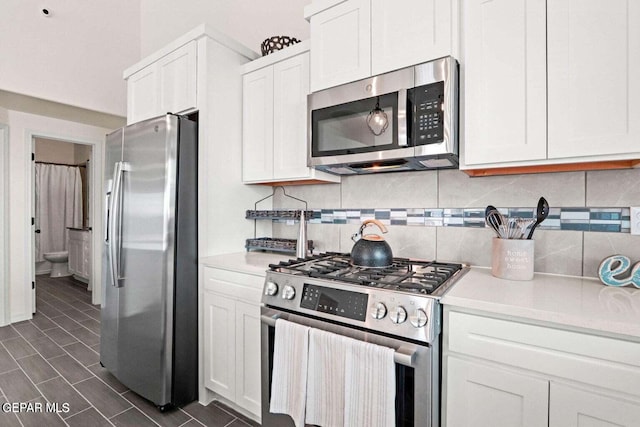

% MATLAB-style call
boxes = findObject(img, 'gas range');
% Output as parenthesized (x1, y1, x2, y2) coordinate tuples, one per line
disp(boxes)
(261, 252, 468, 344)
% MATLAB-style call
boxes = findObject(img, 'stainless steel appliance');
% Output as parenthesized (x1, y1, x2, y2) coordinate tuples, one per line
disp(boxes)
(309, 56, 459, 175)
(261, 252, 468, 426)
(101, 114, 198, 410)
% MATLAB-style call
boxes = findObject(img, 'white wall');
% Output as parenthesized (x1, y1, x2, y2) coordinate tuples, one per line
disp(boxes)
(6, 110, 109, 323)
(0, 108, 8, 326)
(139, 0, 311, 57)
(34, 138, 76, 163)
(0, 0, 141, 117)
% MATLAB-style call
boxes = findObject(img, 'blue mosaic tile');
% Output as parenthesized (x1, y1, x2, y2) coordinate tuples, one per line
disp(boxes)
(260, 206, 631, 233)
(590, 223, 621, 232)
(374, 209, 391, 220)
(560, 223, 590, 231)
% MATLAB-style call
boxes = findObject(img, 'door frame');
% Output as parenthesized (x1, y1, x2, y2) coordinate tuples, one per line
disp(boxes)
(0, 123, 8, 326)
(26, 132, 104, 307)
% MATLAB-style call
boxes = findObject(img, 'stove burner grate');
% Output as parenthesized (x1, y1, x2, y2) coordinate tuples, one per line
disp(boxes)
(269, 252, 462, 295)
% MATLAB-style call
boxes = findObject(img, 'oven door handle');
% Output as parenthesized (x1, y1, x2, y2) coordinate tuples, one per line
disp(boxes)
(260, 313, 417, 368)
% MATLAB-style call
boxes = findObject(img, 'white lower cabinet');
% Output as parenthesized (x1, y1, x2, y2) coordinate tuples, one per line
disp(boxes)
(68, 229, 90, 280)
(549, 383, 640, 427)
(446, 357, 548, 427)
(443, 309, 640, 427)
(202, 266, 262, 419)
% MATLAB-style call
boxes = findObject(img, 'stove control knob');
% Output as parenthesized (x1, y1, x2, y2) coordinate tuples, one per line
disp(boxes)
(282, 285, 296, 300)
(410, 308, 428, 328)
(370, 302, 387, 319)
(390, 306, 408, 324)
(264, 281, 278, 296)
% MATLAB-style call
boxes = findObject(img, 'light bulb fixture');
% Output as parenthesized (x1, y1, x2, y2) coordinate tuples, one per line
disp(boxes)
(366, 97, 389, 136)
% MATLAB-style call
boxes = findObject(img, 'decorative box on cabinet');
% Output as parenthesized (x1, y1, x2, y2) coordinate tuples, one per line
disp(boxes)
(304, 0, 459, 92)
(202, 266, 263, 420)
(241, 41, 340, 185)
(461, 0, 640, 174)
(442, 309, 640, 427)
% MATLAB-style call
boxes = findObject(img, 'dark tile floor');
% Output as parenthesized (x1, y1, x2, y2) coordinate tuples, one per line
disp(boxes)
(0, 275, 259, 427)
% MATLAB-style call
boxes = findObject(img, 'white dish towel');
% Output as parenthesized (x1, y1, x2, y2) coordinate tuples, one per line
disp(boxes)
(305, 328, 349, 427)
(343, 336, 396, 427)
(305, 328, 396, 427)
(269, 318, 310, 427)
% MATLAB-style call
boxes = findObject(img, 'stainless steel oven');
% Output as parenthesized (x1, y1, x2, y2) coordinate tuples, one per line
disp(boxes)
(261, 307, 438, 427)
(259, 253, 468, 427)
(308, 56, 459, 175)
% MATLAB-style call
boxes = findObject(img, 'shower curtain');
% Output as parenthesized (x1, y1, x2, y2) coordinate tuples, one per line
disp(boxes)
(35, 164, 83, 262)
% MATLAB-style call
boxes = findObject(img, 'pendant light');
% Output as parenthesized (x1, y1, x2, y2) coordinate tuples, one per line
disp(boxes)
(366, 97, 389, 136)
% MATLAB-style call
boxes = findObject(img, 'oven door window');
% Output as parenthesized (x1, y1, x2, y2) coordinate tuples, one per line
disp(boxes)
(312, 92, 398, 157)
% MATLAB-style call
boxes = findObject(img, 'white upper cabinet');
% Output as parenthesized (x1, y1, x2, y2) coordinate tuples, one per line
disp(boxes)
(462, 0, 640, 170)
(306, 0, 458, 92)
(309, 0, 371, 93)
(462, 0, 547, 166)
(127, 66, 158, 125)
(372, 0, 456, 75)
(273, 54, 311, 180)
(126, 41, 197, 124)
(241, 42, 340, 184)
(242, 67, 274, 182)
(157, 41, 197, 119)
(547, 0, 640, 159)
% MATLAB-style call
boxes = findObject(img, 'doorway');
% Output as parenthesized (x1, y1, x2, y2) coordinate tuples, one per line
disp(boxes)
(29, 135, 102, 313)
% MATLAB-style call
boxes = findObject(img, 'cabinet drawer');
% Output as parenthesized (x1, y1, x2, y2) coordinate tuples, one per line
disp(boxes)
(202, 267, 263, 303)
(447, 311, 640, 397)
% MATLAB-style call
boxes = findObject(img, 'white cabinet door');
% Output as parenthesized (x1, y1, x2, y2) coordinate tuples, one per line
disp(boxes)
(81, 238, 91, 279)
(67, 237, 82, 275)
(273, 53, 310, 180)
(235, 300, 261, 417)
(446, 356, 549, 427)
(309, 0, 371, 92)
(127, 42, 197, 125)
(242, 67, 274, 182)
(158, 41, 197, 117)
(462, 0, 547, 166)
(547, 0, 640, 159)
(372, 0, 454, 75)
(127, 65, 159, 124)
(550, 383, 640, 427)
(203, 291, 236, 402)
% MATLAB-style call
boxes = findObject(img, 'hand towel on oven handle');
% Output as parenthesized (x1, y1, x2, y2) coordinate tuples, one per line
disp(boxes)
(305, 328, 349, 426)
(269, 319, 310, 427)
(305, 328, 396, 427)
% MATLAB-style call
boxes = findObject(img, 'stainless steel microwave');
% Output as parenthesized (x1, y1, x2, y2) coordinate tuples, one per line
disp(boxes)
(308, 56, 459, 175)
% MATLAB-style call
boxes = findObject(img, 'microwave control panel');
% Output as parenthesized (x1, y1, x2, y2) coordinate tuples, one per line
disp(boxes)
(410, 81, 444, 145)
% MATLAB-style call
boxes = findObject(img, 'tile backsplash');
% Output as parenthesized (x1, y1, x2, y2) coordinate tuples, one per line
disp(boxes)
(270, 168, 640, 277)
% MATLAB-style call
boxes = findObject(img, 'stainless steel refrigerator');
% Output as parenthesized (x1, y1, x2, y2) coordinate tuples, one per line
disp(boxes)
(101, 114, 198, 410)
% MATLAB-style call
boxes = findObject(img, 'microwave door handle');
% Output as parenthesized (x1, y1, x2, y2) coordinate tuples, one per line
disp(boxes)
(397, 88, 408, 146)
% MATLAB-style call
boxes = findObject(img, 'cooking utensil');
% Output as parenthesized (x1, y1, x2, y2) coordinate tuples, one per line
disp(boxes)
(350, 219, 393, 267)
(485, 206, 505, 238)
(527, 197, 549, 240)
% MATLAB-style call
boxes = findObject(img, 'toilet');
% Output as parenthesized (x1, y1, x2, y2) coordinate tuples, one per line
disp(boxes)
(43, 251, 72, 278)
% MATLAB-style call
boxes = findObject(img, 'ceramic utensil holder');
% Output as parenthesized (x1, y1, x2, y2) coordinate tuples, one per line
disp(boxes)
(491, 238, 534, 281)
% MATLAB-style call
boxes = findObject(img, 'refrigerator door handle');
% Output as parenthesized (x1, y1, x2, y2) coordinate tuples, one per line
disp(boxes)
(104, 179, 113, 243)
(109, 162, 127, 287)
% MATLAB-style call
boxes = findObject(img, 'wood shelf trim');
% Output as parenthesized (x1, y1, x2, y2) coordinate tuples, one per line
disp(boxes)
(463, 159, 640, 177)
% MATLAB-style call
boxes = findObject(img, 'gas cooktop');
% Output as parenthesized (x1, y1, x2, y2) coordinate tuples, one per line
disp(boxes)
(268, 252, 464, 296)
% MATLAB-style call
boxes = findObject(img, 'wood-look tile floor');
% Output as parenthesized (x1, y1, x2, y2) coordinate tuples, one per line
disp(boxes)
(0, 275, 259, 427)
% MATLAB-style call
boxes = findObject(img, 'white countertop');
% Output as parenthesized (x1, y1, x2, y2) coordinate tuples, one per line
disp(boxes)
(441, 267, 640, 340)
(200, 251, 290, 276)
